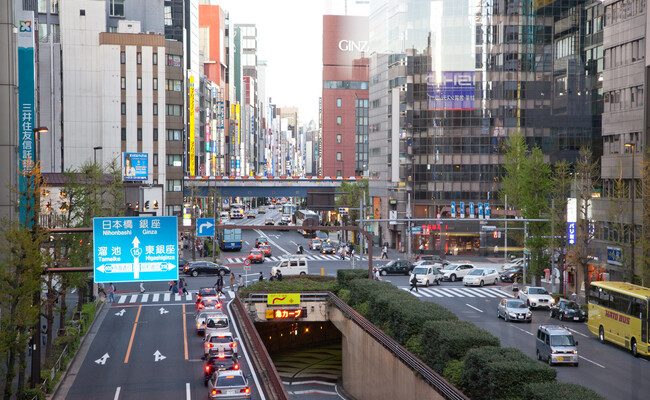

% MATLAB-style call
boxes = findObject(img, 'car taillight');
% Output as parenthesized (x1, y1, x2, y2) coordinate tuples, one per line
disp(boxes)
(230, 342, 236, 348)
(211, 389, 220, 395)
(205, 365, 211, 372)
(209, 343, 214, 348)
(240, 387, 250, 394)
(233, 363, 240, 370)
(198, 304, 204, 309)
(217, 303, 222, 309)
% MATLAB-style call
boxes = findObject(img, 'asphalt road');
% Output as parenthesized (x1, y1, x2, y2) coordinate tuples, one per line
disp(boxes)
(382, 275, 650, 400)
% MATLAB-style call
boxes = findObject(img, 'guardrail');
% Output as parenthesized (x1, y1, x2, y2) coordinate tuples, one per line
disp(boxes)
(243, 292, 330, 303)
(328, 293, 470, 400)
(231, 297, 289, 400)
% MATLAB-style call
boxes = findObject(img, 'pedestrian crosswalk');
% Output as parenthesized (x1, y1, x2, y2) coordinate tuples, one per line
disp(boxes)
(399, 286, 514, 299)
(114, 290, 236, 305)
(224, 254, 371, 264)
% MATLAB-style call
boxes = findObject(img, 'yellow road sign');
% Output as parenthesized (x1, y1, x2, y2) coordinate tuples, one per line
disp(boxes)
(267, 293, 300, 305)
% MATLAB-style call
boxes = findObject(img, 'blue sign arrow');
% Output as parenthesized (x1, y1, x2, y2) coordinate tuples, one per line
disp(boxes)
(93, 216, 179, 283)
(196, 217, 215, 237)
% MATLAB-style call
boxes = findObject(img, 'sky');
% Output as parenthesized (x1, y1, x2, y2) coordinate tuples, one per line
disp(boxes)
(215, 0, 369, 126)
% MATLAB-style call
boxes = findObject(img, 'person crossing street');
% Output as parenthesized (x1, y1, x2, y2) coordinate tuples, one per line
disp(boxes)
(409, 274, 418, 292)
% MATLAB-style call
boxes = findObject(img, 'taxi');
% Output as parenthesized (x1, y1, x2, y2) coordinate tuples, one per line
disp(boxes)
(246, 249, 265, 264)
(258, 244, 272, 257)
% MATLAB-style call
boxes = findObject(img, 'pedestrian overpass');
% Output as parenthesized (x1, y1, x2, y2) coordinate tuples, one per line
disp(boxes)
(184, 175, 363, 197)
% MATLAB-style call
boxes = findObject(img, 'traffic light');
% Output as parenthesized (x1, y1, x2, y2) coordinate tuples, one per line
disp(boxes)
(144, 200, 150, 209)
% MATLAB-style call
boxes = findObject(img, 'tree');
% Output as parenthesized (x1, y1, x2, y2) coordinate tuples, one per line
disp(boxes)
(640, 153, 650, 286)
(336, 180, 369, 243)
(550, 160, 571, 293)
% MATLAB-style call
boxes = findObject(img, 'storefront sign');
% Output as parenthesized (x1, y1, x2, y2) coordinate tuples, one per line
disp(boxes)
(606, 246, 622, 266)
(567, 222, 576, 245)
(450, 202, 456, 218)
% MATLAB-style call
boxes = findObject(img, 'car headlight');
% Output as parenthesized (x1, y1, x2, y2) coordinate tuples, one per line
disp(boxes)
(526, 312, 532, 316)
(509, 313, 517, 317)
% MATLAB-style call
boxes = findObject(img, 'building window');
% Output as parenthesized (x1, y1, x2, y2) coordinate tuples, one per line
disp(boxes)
(166, 54, 182, 67)
(153, 78, 158, 90)
(167, 179, 182, 192)
(166, 154, 183, 166)
(137, 78, 142, 90)
(121, 77, 126, 89)
(336, 170, 342, 177)
(120, 51, 126, 64)
(109, 0, 124, 17)
(137, 128, 142, 141)
(152, 53, 158, 65)
(166, 79, 182, 92)
(167, 129, 182, 141)
(166, 104, 182, 116)
(336, 134, 342, 143)
(164, 6, 173, 26)
(336, 98, 342, 108)
(137, 103, 142, 115)
(121, 128, 126, 141)
(336, 152, 342, 161)
(153, 128, 158, 141)
(136, 52, 142, 64)
(153, 154, 158, 166)
(153, 103, 158, 116)
(336, 116, 342, 125)
(121, 102, 126, 115)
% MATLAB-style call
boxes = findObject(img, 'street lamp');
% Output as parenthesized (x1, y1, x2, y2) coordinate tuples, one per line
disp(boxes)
(33, 126, 49, 166)
(624, 142, 636, 280)
(93, 146, 103, 165)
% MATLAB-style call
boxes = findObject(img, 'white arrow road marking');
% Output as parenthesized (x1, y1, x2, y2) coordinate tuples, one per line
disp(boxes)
(154, 350, 166, 362)
(159, 307, 169, 315)
(95, 353, 110, 365)
(115, 309, 126, 317)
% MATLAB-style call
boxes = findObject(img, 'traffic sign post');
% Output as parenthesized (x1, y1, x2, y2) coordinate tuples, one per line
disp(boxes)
(93, 216, 179, 283)
(244, 258, 251, 267)
(196, 217, 215, 237)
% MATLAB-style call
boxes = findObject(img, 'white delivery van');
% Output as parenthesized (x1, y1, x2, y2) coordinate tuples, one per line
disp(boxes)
(271, 255, 308, 276)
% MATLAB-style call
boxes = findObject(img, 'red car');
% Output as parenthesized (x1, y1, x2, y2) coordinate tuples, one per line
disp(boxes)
(246, 249, 265, 264)
(258, 244, 272, 257)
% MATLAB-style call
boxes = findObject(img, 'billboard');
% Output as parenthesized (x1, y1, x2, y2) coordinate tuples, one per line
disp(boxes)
(122, 152, 148, 181)
(189, 75, 196, 176)
(428, 71, 476, 110)
(323, 15, 369, 67)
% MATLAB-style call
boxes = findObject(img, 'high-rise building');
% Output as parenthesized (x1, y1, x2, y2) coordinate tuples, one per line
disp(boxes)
(322, 15, 369, 178)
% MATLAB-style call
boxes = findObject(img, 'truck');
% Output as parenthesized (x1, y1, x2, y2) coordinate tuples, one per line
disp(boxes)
(218, 229, 242, 251)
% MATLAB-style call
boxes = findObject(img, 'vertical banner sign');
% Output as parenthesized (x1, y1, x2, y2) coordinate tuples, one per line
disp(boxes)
(469, 202, 475, 218)
(478, 203, 484, 219)
(567, 197, 577, 245)
(188, 75, 196, 176)
(17, 11, 36, 227)
(459, 202, 465, 218)
(484, 203, 491, 219)
(450, 202, 456, 218)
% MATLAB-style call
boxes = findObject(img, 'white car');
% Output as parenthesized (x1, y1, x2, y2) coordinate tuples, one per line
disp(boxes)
(518, 286, 555, 309)
(204, 331, 238, 358)
(410, 265, 443, 287)
(195, 311, 225, 334)
(271, 255, 308, 276)
(463, 268, 499, 286)
(219, 211, 229, 219)
(440, 263, 475, 282)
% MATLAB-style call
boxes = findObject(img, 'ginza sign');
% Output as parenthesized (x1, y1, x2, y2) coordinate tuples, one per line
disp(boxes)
(338, 39, 369, 52)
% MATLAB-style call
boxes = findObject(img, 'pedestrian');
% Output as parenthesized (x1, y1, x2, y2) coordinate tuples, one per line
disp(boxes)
(259, 271, 264, 282)
(171, 281, 178, 294)
(139, 282, 145, 293)
(373, 268, 381, 281)
(350, 246, 355, 258)
(409, 274, 418, 292)
(238, 274, 244, 290)
(178, 278, 185, 295)
(230, 272, 236, 290)
(381, 245, 388, 260)
(181, 277, 188, 294)
(339, 246, 345, 260)
(107, 283, 116, 303)
(216, 275, 224, 296)
(276, 270, 283, 281)
(419, 243, 424, 255)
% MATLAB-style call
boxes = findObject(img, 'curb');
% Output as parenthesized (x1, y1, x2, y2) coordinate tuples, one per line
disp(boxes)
(49, 301, 107, 400)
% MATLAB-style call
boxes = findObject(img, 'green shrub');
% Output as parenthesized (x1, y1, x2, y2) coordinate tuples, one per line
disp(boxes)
(346, 278, 392, 306)
(338, 288, 351, 303)
(421, 320, 499, 372)
(354, 301, 370, 318)
(521, 382, 606, 400)
(336, 269, 369, 287)
(19, 388, 45, 400)
(461, 346, 556, 400)
(405, 334, 425, 358)
(442, 359, 464, 388)
(238, 276, 338, 297)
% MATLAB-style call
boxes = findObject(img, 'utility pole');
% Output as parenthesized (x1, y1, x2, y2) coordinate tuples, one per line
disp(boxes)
(504, 194, 508, 262)
(406, 192, 412, 259)
(523, 220, 528, 284)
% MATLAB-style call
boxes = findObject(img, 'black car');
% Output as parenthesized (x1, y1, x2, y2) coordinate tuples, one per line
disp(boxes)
(183, 261, 231, 277)
(378, 260, 414, 276)
(321, 243, 336, 254)
(499, 266, 523, 283)
(550, 299, 587, 322)
(203, 354, 240, 385)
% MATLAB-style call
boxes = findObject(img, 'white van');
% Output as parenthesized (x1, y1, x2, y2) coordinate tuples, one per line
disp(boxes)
(410, 265, 443, 287)
(271, 256, 308, 276)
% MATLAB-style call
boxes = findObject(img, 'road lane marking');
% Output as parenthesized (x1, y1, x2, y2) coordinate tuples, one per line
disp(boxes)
(129, 294, 138, 303)
(579, 355, 605, 368)
(182, 303, 188, 360)
(417, 289, 433, 298)
(566, 327, 589, 338)
(228, 290, 235, 298)
(452, 288, 475, 297)
(153, 293, 159, 302)
(437, 288, 459, 297)
(493, 288, 515, 298)
(510, 324, 535, 336)
(186, 383, 191, 400)
(421, 288, 444, 297)
(141, 293, 149, 303)
(114, 387, 121, 400)
(124, 305, 142, 363)
(400, 287, 422, 297)
(465, 304, 484, 313)
(164, 293, 170, 302)
(255, 229, 290, 255)
(466, 288, 487, 298)
(175, 294, 181, 301)
(118, 295, 127, 304)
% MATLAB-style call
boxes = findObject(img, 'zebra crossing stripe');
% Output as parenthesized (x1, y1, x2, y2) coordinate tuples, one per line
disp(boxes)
(164, 293, 170, 302)
(118, 295, 127, 304)
(152, 293, 160, 302)
(452, 288, 475, 297)
(228, 290, 235, 298)
(491, 288, 515, 298)
(465, 288, 487, 298)
(416, 288, 433, 298)
(129, 294, 138, 303)
(401, 287, 422, 297)
(438, 288, 461, 297)
(419, 288, 444, 298)
(185, 293, 192, 301)
(141, 294, 149, 303)
(174, 294, 181, 301)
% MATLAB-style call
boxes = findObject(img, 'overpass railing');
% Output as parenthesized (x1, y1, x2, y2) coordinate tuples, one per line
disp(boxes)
(243, 292, 330, 303)
(328, 293, 470, 400)
(231, 297, 289, 400)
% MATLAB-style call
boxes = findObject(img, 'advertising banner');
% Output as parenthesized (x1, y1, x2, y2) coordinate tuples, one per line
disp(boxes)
(122, 152, 148, 181)
(478, 203, 484, 219)
(606, 246, 622, 266)
(450, 202, 456, 218)
(459, 202, 465, 218)
(322, 15, 369, 67)
(428, 71, 476, 110)
(189, 75, 196, 176)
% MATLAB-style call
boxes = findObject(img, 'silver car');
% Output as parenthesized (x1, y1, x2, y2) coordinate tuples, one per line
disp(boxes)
(196, 311, 226, 334)
(208, 370, 251, 398)
(536, 325, 579, 366)
(497, 298, 532, 323)
(204, 331, 238, 358)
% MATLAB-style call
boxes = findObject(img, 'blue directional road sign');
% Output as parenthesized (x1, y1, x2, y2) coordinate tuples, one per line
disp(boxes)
(196, 217, 215, 238)
(93, 216, 179, 283)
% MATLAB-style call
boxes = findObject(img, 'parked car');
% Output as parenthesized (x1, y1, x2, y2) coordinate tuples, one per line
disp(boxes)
(204, 331, 238, 358)
(550, 299, 587, 322)
(271, 256, 308, 276)
(196, 311, 225, 334)
(219, 211, 229, 219)
(320, 242, 336, 254)
(377, 260, 414, 276)
(499, 266, 523, 283)
(184, 261, 231, 277)
(417, 255, 449, 267)
(254, 237, 269, 247)
(308, 238, 323, 250)
(463, 268, 499, 286)
(207, 370, 251, 398)
(258, 207, 266, 214)
(409, 265, 443, 286)
(497, 298, 532, 323)
(258, 244, 272, 257)
(536, 325, 579, 366)
(518, 286, 555, 309)
(246, 249, 265, 264)
(203, 354, 240, 386)
(440, 263, 475, 282)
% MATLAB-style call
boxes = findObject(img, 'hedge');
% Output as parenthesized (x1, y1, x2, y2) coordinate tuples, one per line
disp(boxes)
(521, 382, 606, 400)
(238, 276, 339, 298)
(336, 269, 368, 287)
(461, 346, 556, 400)
(421, 320, 500, 373)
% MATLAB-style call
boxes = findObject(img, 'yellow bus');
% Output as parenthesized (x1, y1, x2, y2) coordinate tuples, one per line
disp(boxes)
(588, 281, 650, 357)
